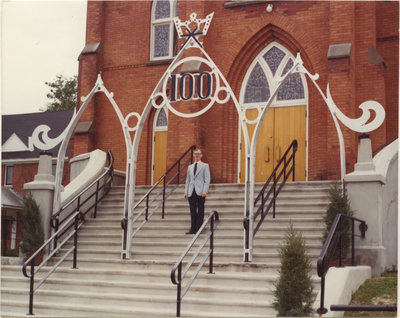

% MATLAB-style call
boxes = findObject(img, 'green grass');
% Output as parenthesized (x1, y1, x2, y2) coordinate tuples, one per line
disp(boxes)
(344, 271, 397, 317)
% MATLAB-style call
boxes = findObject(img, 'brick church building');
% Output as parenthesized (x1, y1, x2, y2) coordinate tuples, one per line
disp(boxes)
(74, 1, 398, 185)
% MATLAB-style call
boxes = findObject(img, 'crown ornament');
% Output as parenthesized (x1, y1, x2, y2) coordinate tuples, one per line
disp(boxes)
(174, 12, 214, 48)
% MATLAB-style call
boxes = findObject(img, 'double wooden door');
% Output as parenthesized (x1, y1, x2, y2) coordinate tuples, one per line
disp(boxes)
(240, 106, 307, 183)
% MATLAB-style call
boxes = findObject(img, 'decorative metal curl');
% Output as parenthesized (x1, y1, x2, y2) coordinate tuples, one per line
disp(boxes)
(326, 85, 385, 133)
(29, 122, 71, 151)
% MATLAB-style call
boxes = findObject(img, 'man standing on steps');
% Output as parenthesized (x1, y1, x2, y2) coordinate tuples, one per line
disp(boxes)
(184, 148, 210, 234)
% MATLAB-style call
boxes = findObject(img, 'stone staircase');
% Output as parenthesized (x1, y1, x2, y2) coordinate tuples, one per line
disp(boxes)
(1, 181, 332, 317)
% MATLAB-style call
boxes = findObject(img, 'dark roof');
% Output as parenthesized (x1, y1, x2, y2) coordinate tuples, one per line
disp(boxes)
(2, 109, 74, 160)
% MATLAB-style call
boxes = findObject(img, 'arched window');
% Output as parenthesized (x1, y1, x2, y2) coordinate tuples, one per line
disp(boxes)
(150, 0, 179, 61)
(154, 106, 168, 130)
(241, 42, 307, 107)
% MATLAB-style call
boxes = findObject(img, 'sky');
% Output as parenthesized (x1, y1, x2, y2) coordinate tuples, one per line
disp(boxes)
(1, 0, 87, 115)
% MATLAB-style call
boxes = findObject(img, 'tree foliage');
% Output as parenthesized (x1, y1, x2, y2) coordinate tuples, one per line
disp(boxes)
(323, 182, 353, 259)
(20, 193, 44, 254)
(273, 223, 314, 317)
(41, 74, 77, 112)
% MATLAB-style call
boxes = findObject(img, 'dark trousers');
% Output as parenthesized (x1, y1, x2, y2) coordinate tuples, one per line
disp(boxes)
(188, 193, 205, 233)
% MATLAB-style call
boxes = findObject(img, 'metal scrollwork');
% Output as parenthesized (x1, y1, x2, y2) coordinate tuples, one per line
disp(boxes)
(29, 123, 71, 151)
(326, 85, 385, 133)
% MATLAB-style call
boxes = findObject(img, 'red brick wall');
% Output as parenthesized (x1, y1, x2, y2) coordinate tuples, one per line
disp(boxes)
(2, 161, 71, 197)
(376, 1, 399, 146)
(73, 1, 398, 184)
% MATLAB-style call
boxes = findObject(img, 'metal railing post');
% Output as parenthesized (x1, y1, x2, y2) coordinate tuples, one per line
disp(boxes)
(73, 213, 79, 269)
(54, 218, 59, 251)
(284, 156, 287, 180)
(178, 160, 181, 184)
(177, 263, 182, 317)
(28, 260, 35, 315)
(209, 215, 214, 274)
(94, 180, 100, 218)
(339, 218, 342, 267)
(292, 144, 296, 181)
(145, 195, 149, 221)
(162, 177, 166, 219)
(317, 276, 328, 316)
(351, 218, 355, 266)
(273, 172, 276, 219)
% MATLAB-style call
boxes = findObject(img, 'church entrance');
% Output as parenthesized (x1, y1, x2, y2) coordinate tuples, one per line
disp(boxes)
(152, 106, 168, 184)
(239, 42, 308, 183)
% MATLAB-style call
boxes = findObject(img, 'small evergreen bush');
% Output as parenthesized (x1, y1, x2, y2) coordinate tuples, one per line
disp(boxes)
(273, 223, 314, 317)
(20, 193, 44, 254)
(323, 183, 353, 259)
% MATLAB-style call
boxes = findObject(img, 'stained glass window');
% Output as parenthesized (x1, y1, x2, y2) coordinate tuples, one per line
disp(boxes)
(154, 25, 170, 58)
(151, 0, 179, 60)
(277, 59, 304, 100)
(244, 63, 270, 103)
(155, 0, 170, 19)
(243, 44, 306, 104)
(281, 58, 293, 76)
(156, 108, 168, 127)
(263, 46, 285, 76)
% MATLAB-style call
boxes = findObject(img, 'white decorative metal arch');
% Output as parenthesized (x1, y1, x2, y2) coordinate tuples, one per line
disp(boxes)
(30, 11, 385, 262)
(30, 74, 140, 223)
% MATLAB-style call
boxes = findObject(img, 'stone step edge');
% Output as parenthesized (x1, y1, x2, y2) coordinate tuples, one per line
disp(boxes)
(2, 287, 274, 309)
(0, 299, 272, 318)
(2, 276, 273, 294)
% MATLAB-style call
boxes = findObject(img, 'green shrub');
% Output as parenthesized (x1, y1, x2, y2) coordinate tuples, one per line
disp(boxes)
(20, 193, 44, 254)
(323, 183, 353, 259)
(273, 224, 314, 317)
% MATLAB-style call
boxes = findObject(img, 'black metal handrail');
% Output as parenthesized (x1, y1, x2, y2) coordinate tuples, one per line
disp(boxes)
(121, 145, 195, 257)
(22, 150, 114, 315)
(372, 137, 398, 156)
(316, 213, 368, 315)
(171, 210, 219, 317)
(330, 304, 397, 312)
(244, 140, 297, 242)
(50, 151, 114, 249)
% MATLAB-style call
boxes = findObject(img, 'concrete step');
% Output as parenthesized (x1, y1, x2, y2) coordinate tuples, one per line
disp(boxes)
(102, 192, 330, 203)
(1, 265, 287, 288)
(76, 231, 323, 245)
(80, 223, 325, 234)
(1, 297, 275, 318)
(99, 200, 329, 209)
(65, 239, 322, 255)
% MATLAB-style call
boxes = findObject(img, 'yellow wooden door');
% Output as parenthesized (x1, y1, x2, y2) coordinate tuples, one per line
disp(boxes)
(240, 109, 274, 183)
(153, 131, 167, 184)
(240, 106, 306, 182)
(274, 106, 307, 181)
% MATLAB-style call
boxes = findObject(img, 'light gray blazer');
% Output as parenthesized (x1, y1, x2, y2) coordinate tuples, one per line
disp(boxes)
(184, 161, 210, 196)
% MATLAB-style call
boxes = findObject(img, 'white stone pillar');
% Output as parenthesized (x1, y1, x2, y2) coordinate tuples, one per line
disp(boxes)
(344, 135, 386, 276)
(24, 152, 55, 242)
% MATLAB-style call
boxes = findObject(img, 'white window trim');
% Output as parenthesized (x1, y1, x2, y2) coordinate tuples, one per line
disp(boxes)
(151, 107, 168, 183)
(4, 165, 13, 187)
(150, 0, 178, 61)
(237, 41, 309, 182)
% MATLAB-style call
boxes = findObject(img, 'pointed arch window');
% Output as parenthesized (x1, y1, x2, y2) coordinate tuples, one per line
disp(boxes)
(241, 42, 307, 107)
(150, 0, 179, 61)
(154, 106, 168, 131)
(156, 107, 168, 128)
